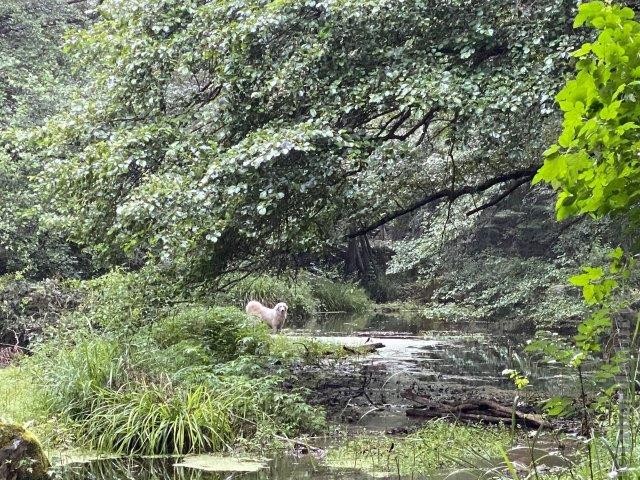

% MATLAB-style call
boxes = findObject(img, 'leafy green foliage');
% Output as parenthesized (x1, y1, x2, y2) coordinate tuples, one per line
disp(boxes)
(534, 2, 640, 224)
(0, 139, 91, 278)
(0, 0, 81, 129)
(0, 1, 90, 279)
(0, 274, 78, 346)
(502, 369, 530, 390)
(151, 306, 268, 361)
(527, 249, 635, 418)
(31, 0, 587, 279)
(63, 267, 183, 334)
(417, 250, 587, 326)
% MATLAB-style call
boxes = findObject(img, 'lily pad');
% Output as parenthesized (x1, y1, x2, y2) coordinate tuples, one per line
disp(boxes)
(174, 454, 267, 472)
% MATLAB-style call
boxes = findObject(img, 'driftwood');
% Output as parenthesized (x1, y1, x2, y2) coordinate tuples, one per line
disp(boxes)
(343, 342, 385, 354)
(402, 390, 551, 429)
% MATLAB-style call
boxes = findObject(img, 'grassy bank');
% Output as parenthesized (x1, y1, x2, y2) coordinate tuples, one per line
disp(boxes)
(0, 269, 374, 454)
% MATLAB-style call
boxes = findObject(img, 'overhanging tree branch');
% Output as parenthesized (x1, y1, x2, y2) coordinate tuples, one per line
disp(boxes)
(347, 165, 540, 238)
(465, 176, 532, 216)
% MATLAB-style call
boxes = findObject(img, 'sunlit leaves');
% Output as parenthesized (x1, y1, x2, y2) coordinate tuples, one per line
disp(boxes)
(536, 1, 640, 223)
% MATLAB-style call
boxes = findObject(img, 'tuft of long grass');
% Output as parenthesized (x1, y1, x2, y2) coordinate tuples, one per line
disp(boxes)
(35, 338, 127, 417)
(220, 274, 318, 318)
(308, 276, 372, 313)
(79, 384, 234, 455)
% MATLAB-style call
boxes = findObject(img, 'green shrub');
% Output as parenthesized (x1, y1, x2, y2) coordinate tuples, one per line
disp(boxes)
(151, 305, 269, 361)
(70, 268, 181, 333)
(0, 274, 78, 346)
(221, 274, 317, 318)
(198, 374, 326, 438)
(308, 276, 371, 313)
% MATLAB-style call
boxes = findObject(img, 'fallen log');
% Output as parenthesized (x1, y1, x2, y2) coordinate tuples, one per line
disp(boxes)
(402, 390, 551, 429)
(343, 342, 385, 354)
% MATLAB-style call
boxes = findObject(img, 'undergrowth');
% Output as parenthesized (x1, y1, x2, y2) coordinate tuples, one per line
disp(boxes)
(8, 269, 345, 454)
(326, 419, 511, 476)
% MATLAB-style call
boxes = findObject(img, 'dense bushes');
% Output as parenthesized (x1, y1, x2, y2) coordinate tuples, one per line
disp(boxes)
(420, 251, 586, 325)
(0, 274, 78, 346)
(151, 306, 268, 361)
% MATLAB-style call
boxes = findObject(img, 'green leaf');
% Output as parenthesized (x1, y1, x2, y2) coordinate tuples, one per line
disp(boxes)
(572, 43, 593, 57)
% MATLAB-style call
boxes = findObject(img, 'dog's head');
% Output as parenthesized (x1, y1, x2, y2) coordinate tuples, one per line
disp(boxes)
(274, 302, 288, 318)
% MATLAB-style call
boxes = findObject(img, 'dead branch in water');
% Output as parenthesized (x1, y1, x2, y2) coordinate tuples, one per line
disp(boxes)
(402, 390, 551, 429)
(343, 342, 385, 354)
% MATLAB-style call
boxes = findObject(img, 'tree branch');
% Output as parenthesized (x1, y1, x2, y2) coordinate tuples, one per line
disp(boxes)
(347, 165, 540, 238)
(464, 175, 533, 216)
(377, 107, 439, 141)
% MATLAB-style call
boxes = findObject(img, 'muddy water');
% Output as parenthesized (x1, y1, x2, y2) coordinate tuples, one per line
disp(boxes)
(55, 455, 382, 479)
(288, 311, 572, 430)
(55, 311, 571, 480)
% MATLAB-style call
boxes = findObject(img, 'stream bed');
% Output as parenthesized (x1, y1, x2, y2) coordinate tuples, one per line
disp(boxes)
(53, 311, 574, 480)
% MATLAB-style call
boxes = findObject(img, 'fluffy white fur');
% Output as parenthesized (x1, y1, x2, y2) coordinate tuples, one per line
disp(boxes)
(245, 300, 288, 333)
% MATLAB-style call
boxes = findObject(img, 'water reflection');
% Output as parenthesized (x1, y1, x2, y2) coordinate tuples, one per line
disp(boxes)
(293, 311, 574, 395)
(54, 456, 386, 480)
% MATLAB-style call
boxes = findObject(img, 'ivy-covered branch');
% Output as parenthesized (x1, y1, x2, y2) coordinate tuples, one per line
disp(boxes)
(348, 166, 540, 238)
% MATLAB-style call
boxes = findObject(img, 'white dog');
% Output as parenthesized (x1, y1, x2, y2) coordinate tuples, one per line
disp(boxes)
(245, 300, 288, 333)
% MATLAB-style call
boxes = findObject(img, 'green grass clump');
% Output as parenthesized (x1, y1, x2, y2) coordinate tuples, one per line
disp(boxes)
(222, 274, 318, 318)
(327, 420, 511, 476)
(35, 338, 127, 417)
(308, 276, 372, 313)
(79, 384, 233, 454)
(220, 272, 373, 317)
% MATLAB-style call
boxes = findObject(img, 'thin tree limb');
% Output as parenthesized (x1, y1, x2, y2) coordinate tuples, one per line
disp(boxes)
(347, 165, 540, 238)
(465, 175, 533, 216)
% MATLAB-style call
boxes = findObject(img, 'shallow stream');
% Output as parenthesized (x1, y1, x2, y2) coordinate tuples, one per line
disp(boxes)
(54, 310, 573, 480)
